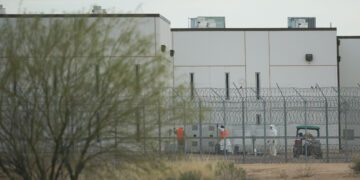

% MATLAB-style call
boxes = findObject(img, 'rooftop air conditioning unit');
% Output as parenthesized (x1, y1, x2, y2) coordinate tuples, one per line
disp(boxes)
(92, 5, 106, 14)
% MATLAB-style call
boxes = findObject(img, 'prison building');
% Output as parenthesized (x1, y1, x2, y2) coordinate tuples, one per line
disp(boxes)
(1, 13, 360, 157)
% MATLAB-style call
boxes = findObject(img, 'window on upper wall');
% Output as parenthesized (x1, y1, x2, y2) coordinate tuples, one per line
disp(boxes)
(225, 73, 230, 100)
(135, 64, 140, 91)
(190, 72, 194, 99)
(256, 72, 260, 99)
(256, 114, 261, 125)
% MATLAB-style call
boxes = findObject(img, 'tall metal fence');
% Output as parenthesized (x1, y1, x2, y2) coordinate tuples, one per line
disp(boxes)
(149, 86, 360, 163)
(3, 86, 358, 164)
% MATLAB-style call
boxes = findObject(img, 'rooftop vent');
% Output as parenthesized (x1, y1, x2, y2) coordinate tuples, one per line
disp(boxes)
(92, 5, 106, 14)
(0, 5, 6, 14)
(288, 17, 316, 28)
(190, 16, 225, 28)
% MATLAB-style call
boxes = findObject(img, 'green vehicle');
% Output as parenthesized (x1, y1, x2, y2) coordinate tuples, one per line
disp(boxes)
(293, 125, 323, 159)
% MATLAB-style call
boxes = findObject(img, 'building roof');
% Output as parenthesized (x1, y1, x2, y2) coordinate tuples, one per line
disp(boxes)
(338, 36, 360, 39)
(171, 28, 336, 31)
(0, 13, 171, 24)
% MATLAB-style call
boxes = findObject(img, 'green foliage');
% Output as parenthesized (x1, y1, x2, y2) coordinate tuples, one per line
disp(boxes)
(214, 161, 246, 180)
(0, 15, 175, 180)
(351, 157, 360, 174)
(178, 171, 202, 180)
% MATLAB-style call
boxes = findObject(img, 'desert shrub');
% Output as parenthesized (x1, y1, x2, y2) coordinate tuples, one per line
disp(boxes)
(294, 165, 314, 179)
(279, 170, 289, 180)
(178, 171, 202, 180)
(164, 176, 177, 180)
(351, 157, 360, 174)
(205, 163, 213, 171)
(214, 161, 246, 180)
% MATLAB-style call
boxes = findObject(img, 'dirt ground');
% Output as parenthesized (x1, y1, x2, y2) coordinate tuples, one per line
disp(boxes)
(1, 161, 359, 180)
(241, 163, 359, 180)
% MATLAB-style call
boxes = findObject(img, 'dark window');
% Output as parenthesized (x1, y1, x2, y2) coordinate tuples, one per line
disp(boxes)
(135, 64, 140, 141)
(95, 64, 99, 94)
(225, 73, 230, 100)
(256, 72, 260, 99)
(135, 64, 140, 92)
(190, 73, 194, 99)
(192, 141, 198, 147)
(256, 114, 261, 125)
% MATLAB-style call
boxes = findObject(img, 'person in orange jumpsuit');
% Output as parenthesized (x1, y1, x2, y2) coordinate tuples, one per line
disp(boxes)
(218, 125, 232, 153)
(174, 127, 185, 151)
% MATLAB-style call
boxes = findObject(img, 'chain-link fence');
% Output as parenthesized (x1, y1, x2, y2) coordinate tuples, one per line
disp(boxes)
(4, 86, 357, 164)
(149, 86, 360, 163)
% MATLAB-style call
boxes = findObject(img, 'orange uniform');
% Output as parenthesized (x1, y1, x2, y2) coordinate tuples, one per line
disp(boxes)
(176, 127, 184, 141)
(219, 129, 229, 139)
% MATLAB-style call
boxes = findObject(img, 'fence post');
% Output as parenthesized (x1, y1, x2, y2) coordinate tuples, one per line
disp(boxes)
(344, 102, 349, 162)
(263, 100, 267, 161)
(242, 100, 246, 163)
(142, 100, 146, 154)
(223, 100, 227, 158)
(325, 100, 329, 162)
(249, 88, 266, 161)
(263, 105, 267, 160)
(199, 100, 203, 156)
(304, 101, 308, 161)
(183, 103, 187, 155)
(277, 84, 287, 162)
(283, 99, 287, 162)
(233, 84, 246, 163)
(316, 84, 329, 163)
(158, 101, 162, 155)
(317, 85, 330, 163)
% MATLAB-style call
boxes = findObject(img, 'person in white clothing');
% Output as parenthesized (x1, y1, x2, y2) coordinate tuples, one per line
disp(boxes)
(267, 124, 278, 156)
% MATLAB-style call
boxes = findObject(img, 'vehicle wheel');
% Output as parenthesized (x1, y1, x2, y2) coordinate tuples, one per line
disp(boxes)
(315, 152, 323, 159)
(293, 147, 300, 158)
(215, 144, 221, 154)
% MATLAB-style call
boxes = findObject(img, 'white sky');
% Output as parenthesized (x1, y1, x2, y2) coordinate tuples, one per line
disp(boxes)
(1, 0, 359, 35)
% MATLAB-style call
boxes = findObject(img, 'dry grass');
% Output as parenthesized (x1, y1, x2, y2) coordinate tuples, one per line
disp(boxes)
(243, 163, 359, 180)
(80, 159, 360, 180)
(293, 164, 315, 179)
(81, 158, 220, 180)
(81, 158, 248, 180)
(279, 169, 289, 180)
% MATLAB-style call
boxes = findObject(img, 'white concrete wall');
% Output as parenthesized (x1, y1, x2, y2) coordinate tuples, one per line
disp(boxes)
(0, 16, 159, 57)
(0, 15, 174, 87)
(245, 31, 270, 88)
(173, 31, 246, 88)
(269, 31, 337, 88)
(269, 31, 337, 66)
(338, 38, 360, 87)
(156, 17, 173, 87)
(173, 30, 337, 89)
(270, 66, 337, 87)
(157, 17, 172, 52)
(173, 31, 245, 66)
